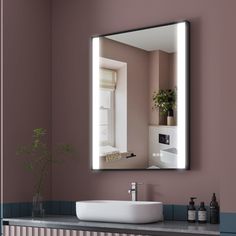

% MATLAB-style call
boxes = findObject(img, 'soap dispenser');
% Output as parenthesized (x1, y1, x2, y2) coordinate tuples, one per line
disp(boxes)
(188, 197, 197, 223)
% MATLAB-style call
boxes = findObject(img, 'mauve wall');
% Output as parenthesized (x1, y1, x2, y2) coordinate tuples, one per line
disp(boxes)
(3, 0, 51, 202)
(51, 0, 224, 205)
(219, 1, 236, 213)
(2, 0, 236, 212)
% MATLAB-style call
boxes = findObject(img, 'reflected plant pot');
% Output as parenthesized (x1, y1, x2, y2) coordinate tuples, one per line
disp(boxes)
(32, 193, 45, 217)
(167, 109, 175, 126)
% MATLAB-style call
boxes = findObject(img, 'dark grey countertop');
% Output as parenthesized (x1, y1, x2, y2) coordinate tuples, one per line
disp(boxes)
(3, 216, 220, 236)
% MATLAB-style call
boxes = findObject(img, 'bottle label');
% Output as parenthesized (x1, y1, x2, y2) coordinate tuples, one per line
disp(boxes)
(198, 211, 207, 221)
(188, 210, 196, 221)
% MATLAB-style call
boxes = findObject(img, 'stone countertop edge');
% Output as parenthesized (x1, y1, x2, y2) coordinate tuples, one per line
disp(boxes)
(3, 216, 220, 236)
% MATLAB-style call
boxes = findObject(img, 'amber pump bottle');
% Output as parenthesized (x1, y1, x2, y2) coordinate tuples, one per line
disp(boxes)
(210, 193, 219, 224)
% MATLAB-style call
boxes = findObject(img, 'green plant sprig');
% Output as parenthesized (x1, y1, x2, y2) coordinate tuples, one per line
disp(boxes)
(17, 128, 75, 196)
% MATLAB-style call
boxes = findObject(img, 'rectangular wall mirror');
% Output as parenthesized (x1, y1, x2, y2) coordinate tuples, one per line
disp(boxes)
(92, 21, 190, 170)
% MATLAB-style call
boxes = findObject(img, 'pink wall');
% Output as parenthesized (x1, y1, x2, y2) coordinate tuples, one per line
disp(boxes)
(3, 0, 51, 202)
(51, 0, 225, 206)
(218, 1, 236, 212)
(2, 0, 236, 212)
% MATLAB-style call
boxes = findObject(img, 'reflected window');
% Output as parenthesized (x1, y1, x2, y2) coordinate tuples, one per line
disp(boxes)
(99, 68, 117, 147)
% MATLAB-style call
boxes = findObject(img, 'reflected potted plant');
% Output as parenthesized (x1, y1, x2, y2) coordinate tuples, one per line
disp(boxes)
(17, 128, 75, 217)
(152, 88, 176, 125)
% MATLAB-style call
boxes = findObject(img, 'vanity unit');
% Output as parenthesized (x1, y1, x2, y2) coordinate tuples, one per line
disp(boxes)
(3, 216, 219, 236)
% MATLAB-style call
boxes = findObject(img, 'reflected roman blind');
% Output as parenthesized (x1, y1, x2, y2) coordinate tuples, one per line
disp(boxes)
(100, 68, 117, 90)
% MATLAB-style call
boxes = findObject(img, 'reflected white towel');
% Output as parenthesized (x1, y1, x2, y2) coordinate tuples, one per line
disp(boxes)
(105, 151, 122, 162)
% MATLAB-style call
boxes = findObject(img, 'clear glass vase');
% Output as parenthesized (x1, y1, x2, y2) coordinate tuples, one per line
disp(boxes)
(32, 194, 45, 217)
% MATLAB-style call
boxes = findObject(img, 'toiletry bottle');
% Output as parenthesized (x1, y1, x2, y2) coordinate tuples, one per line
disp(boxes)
(198, 202, 207, 223)
(210, 193, 219, 224)
(188, 197, 197, 223)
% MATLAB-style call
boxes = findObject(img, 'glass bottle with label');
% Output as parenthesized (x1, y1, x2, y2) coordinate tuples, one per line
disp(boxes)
(198, 202, 207, 223)
(188, 197, 196, 223)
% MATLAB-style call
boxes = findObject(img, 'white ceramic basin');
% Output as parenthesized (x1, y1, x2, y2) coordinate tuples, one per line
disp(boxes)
(76, 200, 163, 224)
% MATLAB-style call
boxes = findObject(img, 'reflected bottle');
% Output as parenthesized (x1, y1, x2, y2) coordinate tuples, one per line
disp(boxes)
(167, 109, 175, 126)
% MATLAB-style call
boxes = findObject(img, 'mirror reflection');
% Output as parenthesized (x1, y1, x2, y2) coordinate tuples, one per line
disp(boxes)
(92, 21, 189, 170)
